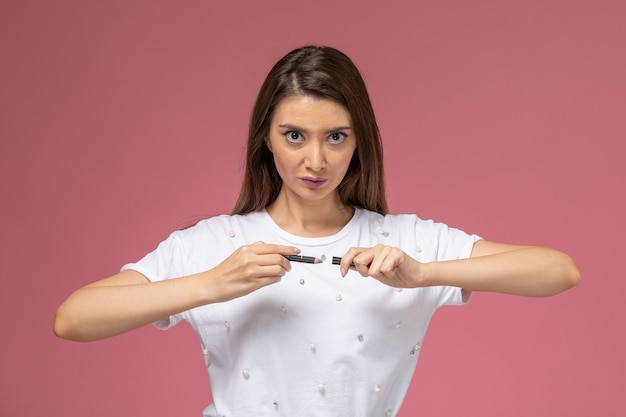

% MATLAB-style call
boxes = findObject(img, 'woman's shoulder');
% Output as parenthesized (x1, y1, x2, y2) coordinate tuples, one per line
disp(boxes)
(357, 209, 462, 240)
(172, 211, 267, 239)
(358, 209, 479, 259)
(195, 211, 266, 227)
(357, 209, 430, 226)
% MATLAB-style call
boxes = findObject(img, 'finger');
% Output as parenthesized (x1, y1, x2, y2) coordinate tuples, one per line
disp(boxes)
(367, 245, 393, 276)
(247, 267, 287, 291)
(243, 263, 289, 283)
(380, 251, 403, 275)
(353, 250, 375, 278)
(257, 264, 289, 279)
(259, 253, 293, 272)
(340, 247, 364, 277)
(253, 243, 301, 256)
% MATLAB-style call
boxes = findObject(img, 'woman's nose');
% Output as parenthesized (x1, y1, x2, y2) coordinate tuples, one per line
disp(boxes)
(304, 142, 325, 172)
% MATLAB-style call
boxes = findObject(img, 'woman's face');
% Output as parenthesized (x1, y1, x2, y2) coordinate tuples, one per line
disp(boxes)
(267, 95, 357, 207)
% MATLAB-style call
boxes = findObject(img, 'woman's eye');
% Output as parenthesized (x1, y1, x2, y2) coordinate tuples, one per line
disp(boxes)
(285, 131, 303, 143)
(329, 132, 347, 144)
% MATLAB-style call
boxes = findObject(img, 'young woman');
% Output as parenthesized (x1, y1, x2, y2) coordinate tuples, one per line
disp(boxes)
(54, 46, 580, 416)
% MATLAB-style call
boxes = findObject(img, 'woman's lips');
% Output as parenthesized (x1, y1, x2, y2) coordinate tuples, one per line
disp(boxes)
(301, 177, 328, 188)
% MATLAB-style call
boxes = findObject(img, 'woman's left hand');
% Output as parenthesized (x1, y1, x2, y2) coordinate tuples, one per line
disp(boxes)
(339, 245, 425, 288)
(340, 241, 581, 296)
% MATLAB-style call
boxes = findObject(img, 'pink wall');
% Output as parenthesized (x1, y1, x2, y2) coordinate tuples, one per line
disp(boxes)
(1, 1, 624, 416)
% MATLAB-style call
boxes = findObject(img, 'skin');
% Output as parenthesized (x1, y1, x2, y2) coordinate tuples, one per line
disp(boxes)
(265, 95, 357, 237)
(53, 95, 581, 342)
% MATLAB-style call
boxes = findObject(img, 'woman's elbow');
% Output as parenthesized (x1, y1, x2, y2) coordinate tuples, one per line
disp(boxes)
(53, 307, 72, 340)
(53, 305, 86, 342)
(557, 254, 582, 293)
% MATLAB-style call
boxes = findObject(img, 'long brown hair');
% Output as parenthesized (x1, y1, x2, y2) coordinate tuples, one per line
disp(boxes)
(232, 46, 387, 215)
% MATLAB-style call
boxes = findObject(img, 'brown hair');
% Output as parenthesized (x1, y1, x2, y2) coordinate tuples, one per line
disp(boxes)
(232, 46, 387, 215)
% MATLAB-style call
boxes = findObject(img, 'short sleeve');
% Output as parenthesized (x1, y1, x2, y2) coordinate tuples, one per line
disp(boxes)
(411, 216, 482, 307)
(120, 232, 187, 330)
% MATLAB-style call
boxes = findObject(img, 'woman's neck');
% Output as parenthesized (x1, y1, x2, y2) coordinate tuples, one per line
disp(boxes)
(266, 192, 355, 237)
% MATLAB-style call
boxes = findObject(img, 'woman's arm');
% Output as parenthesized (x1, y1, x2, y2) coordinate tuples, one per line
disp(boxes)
(428, 240, 581, 296)
(54, 270, 211, 342)
(340, 241, 581, 296)
(54, 243, 299, 342)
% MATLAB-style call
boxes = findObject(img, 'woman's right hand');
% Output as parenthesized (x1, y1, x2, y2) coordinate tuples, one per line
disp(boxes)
(199, 242, 299, 303)
(54, 242, 299, 342)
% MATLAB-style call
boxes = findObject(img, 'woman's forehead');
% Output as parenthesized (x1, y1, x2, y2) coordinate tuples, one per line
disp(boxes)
(272, 95, 352, 128)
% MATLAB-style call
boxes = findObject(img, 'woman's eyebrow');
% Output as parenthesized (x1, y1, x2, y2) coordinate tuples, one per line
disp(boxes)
(326, 126, 353, 133)
(278, 124, 353, 134)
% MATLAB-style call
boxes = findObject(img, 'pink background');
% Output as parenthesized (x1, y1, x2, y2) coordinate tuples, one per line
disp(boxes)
(1, 1, 624, 416)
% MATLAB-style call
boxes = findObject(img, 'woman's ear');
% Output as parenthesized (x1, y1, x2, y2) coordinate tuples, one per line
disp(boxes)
(265, 137, 273, 153)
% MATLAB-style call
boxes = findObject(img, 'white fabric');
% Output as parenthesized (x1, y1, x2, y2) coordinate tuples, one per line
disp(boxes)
(122, 209, 481, 417)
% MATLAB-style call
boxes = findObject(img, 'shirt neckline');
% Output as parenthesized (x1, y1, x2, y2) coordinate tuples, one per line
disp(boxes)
(259, 208, 364, 247)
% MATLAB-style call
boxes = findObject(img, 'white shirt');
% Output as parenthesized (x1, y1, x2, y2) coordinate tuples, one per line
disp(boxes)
(122, 209, 481, 417)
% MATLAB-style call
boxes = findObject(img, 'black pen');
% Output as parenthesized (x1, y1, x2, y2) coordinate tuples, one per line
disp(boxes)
(332, 256, 355, 267)
(284, 255, 323, 264)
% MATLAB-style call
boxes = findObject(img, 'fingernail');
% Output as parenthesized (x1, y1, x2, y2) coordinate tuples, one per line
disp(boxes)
(340, 268, 347, 277)
(294, 247, 301, 254)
